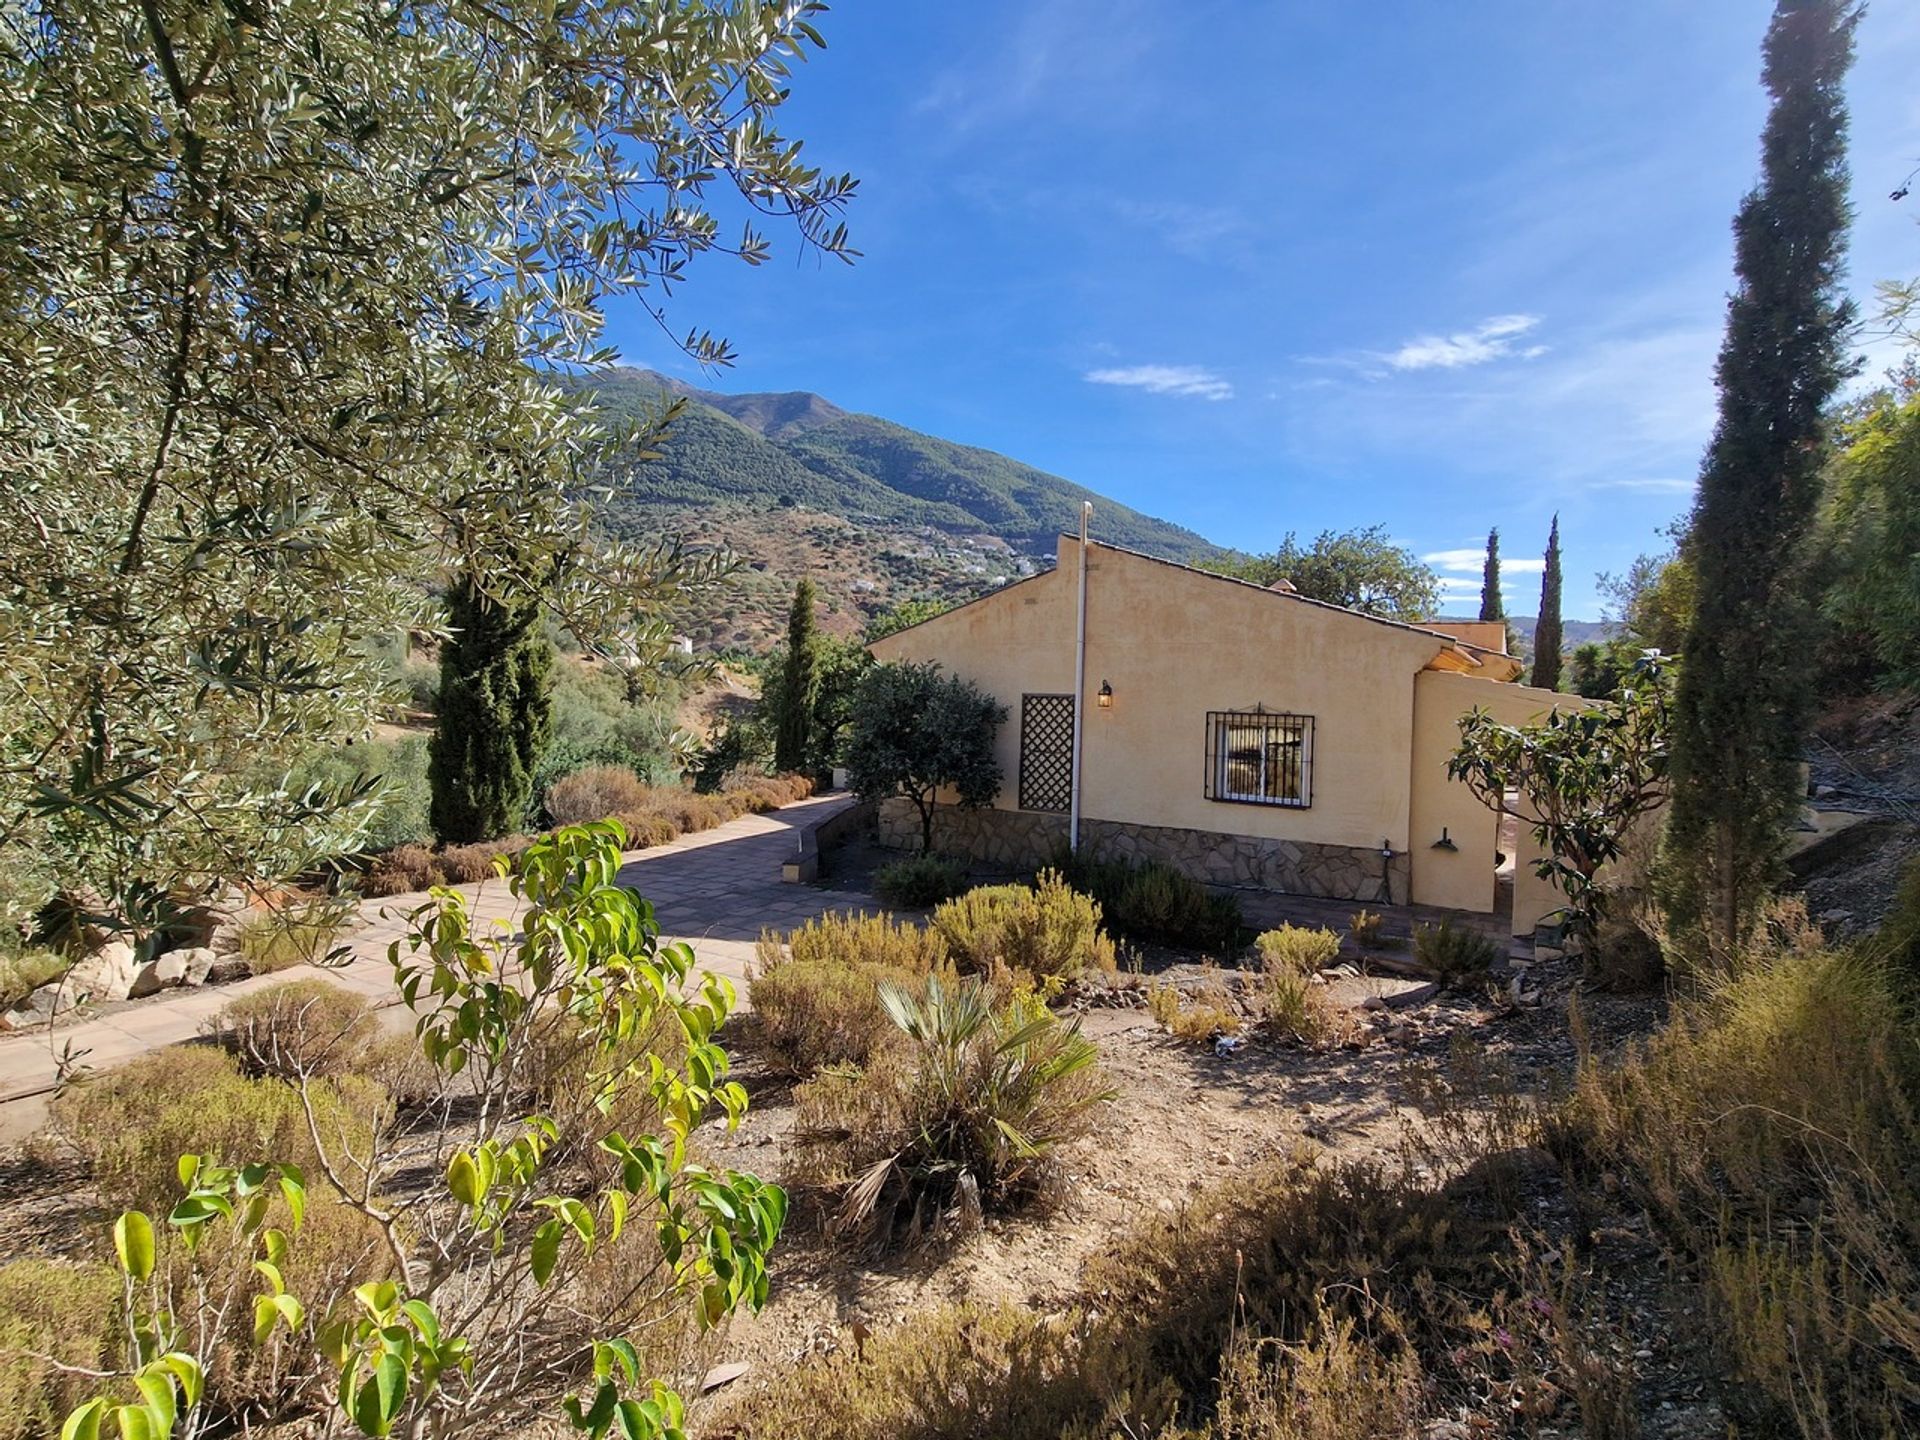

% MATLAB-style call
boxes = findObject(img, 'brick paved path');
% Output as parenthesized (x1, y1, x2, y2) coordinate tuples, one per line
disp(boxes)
(0, 794, 877, 1137)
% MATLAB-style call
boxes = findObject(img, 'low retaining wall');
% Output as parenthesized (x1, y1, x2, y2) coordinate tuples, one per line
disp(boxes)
(876, 800, 1410, 905)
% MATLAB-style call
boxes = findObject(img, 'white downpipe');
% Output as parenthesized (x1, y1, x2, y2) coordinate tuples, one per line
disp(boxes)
(1069, 502, 1091, 854)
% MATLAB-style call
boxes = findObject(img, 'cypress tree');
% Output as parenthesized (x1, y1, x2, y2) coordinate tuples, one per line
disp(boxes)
(1664, 0, 1857, 957)
(1478, 528, 1505, 622)
(1531, 516, 1564, 692)
(428, 574, 554, 843)
(773, 577, 820, 774)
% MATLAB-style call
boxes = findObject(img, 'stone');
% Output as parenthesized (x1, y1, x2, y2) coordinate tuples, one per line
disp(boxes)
(129, 951, 190, 998)
(67, 941, 139, 1002)
(5, 981, 76, 1028)
(175, 947, 217, 986)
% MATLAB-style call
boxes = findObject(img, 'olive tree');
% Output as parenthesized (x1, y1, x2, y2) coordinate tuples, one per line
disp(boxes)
(0, 0, 855, 932)
(61, 823, 783, 1440)
(844, 662, 1005, 853)
(1448, 654, 1673, 947)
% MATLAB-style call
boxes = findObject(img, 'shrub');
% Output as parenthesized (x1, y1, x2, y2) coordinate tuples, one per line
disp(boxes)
(545, 763, 650, 826)
(874, 853, 971, 909)
(1262, 966, 1347, 1046)
(1203, 1312, 1426, 1440)
(750, 912, 952, 1076)
(210, 978, 377, 1079)
(231, 897, 354, 974)
(0, 1258, 120, 1440)
(930, 871, 1116, 986)
(1413, 919, 1499, 986)
(714, 1302, 1149, 1440)
(1255, 924, 1341, 974)
(1148, 977, 1242, 1044)
(793, 977, 1112, 1242)
(364, 841, 444, 896)
(1563, 935, 1920, 1434)
(52, 1046, 382, 1214)
(1057, 852, 1242, 952)
(1082, 1150, 1499, 1405)
(1348, 908, 1386, 949)
(0, 948, 62, 1009)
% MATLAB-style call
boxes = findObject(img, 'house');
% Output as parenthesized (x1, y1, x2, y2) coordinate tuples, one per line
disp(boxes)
(868, 535, 1583, 935)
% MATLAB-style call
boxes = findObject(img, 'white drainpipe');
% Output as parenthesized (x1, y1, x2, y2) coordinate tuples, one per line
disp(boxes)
(1069, 502, 1091, 854)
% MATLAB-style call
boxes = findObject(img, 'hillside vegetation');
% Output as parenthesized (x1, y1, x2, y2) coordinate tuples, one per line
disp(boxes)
(579, 367, 1221, 562)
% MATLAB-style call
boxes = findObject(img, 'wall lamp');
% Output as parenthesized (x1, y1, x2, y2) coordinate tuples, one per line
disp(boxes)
(1097, 679, 1113, 709)
(1431, 826, 1459, 851)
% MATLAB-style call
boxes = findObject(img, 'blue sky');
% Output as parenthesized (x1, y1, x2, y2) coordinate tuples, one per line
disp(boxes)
(610, 2, 1920, 620)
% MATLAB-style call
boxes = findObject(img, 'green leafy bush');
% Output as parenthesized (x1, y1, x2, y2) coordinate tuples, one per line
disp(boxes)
(750, 913, 952, 1076)
(211, 978, 378, 1080)
(930, 871, 1116, 986)
(1056, 853, 1242, 952)
(1413, 919, 1500, 986)
(1255, 925, 1341, 974)
(793, 977, 1112, 1243)
(287, 737, 434, 851)
(0, 1258, 120, 1440)
(874, 853, 972, 909)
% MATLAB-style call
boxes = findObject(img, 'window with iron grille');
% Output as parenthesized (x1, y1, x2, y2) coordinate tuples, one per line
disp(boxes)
(1019, 694, 1075, 812)
(1204, 710, 1313, 808)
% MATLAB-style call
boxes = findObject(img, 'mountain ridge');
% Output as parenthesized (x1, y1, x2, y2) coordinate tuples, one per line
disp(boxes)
(581, 366, 1223, 562)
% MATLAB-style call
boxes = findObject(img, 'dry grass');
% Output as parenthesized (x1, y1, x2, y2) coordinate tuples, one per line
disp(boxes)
(52, 1046, 384, 1214)
(0, 949, 63, 1009)
(0, 1258, 120, 1440)
(1561, 899, 1920, 1436)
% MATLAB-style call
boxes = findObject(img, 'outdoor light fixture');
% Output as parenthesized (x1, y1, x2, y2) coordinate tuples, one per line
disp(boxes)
(1097, 679, 1113, 709)
(1431, 827, 1458, 851)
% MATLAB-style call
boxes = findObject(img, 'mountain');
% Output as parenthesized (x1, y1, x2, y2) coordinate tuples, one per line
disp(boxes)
(577, 367, 1221, 563)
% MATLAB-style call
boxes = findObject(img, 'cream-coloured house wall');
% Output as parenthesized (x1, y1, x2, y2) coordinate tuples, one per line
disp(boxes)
(1407, 670, 1595, 931)
(872, 538, 1451, 859)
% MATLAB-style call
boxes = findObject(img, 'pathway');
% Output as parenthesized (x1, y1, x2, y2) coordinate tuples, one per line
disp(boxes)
(0, 794, 879, 1139)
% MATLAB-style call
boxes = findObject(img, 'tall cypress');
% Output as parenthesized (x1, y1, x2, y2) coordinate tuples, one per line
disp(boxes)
(428, 574, 554, 843)
(1664, 0, 1857, 958)
(1478, 528, 1505, 622)
(773, 577, 820, 774)
(1531, 516, 1564, 692)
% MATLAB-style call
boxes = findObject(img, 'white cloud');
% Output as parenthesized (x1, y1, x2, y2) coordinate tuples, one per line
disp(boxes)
(1385, 314, 1546, 371)
(1085, 364, 1234, 401)
(1423, 547, 1546, 575)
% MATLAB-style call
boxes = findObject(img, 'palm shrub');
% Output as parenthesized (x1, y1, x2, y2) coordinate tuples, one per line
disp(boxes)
(794, 976, 1112, 1244)
(750, 912, 954, 1077)
(930, 871, 1116, 987)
